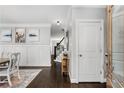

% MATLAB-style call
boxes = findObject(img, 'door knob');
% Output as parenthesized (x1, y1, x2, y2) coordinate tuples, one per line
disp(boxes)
(79, 54, 83, 57)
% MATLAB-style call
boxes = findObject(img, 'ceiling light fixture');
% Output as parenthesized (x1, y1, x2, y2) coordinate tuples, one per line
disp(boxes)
(56, 20, 61, 26)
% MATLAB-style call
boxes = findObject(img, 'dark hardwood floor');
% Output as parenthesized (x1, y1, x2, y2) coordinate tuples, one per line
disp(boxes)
(27, 62, 106, 88)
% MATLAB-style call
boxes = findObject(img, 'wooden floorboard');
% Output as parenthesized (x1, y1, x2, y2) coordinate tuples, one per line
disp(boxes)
(27, 62, 106, 88)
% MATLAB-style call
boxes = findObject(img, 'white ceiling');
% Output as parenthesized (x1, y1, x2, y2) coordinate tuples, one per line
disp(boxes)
(72, 5, 106, 8)
(0, 5, 70, 24)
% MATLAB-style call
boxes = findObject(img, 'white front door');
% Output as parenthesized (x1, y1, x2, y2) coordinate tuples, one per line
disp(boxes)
(78, 21, 103, 82)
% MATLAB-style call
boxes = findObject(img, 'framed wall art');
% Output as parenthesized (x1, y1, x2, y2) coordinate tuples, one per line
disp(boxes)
(15, 28, 26, 43)
(0, 28, 12, 42)
(26, 28, 40, 42)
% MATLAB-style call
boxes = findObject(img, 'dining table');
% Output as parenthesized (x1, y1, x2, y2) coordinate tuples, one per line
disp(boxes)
(0, 58, 10, 82)
(0, 58, 10, 65)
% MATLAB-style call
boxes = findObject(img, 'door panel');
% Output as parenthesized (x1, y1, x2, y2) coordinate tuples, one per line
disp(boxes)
(78, 21, 102, 82)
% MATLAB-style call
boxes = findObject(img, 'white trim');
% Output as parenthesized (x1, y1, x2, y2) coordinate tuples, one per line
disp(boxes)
(69, 71, 77, 83)
(100, 20, 105, 83)
(70, 79, 77, 83)
(75, 20, 79, 83)
(75, 19, 105, 83)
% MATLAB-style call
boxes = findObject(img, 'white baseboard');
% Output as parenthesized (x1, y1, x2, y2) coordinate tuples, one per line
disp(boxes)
(69, 72, 106, 83)
(69, 72, 77, 83)
(101, 78, 106, 83)
(70, 79, 77, 83)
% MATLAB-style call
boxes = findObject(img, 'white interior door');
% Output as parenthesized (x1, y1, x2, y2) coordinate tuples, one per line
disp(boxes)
(78, 21, 103, 82)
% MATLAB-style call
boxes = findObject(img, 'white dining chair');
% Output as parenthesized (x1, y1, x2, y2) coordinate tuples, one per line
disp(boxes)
(0, 52, 21, 86)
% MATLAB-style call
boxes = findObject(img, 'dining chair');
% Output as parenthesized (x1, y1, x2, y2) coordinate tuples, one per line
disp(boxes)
(0, 52, 21, 86)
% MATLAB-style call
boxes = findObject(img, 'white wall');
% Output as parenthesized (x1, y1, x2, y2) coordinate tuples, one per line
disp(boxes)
(68, 7, 107, 83)
(67, 25, 73, 81)
(0, 24, 51, 66)
(65, 6, 73, 82)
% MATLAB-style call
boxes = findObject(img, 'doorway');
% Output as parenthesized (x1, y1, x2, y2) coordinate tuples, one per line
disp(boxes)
(50, 23, 65, 65)
(76, 20, 104, 82)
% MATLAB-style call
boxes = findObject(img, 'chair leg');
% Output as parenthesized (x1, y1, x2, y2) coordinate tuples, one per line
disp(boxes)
(17, 69, 21, 79)
(7, 75, 12, 87)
